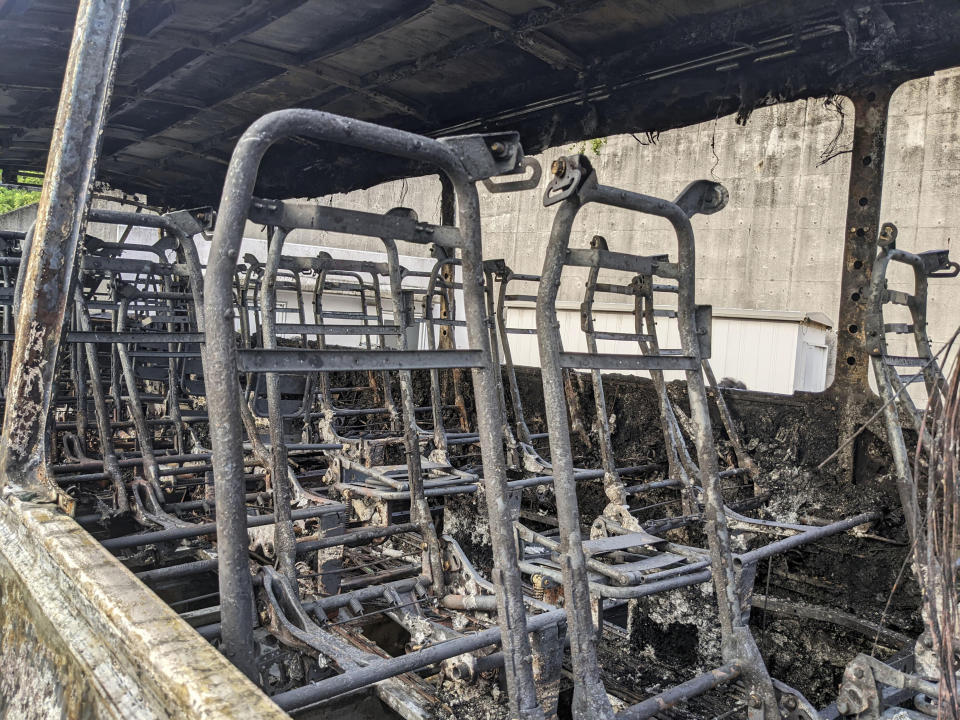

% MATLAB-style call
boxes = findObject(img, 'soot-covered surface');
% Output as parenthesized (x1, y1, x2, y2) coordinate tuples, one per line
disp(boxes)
(360, 364, 919, 711)
(500, 367, 920, 708)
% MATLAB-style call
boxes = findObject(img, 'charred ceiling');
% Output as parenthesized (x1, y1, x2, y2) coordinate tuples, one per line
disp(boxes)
(0, 0, 958, 205)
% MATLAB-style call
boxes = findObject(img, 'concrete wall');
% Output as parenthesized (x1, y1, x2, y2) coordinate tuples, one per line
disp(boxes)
(5, 68, 956, 387)
(255, 67, 960, 383)
(0, 201, 38, 234)
(0, 196, 173, 244)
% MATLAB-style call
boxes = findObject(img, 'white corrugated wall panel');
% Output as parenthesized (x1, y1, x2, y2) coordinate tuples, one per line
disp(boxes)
(502, 304, 825, 394)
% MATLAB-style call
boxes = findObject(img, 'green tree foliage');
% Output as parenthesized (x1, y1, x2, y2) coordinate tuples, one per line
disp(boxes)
(0, 172, 40, 215)
(0, 187, 39, 214)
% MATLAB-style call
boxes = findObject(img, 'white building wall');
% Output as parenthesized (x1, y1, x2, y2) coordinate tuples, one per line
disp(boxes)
(503, 303, 830, 394)
(794, 322, 831, 392)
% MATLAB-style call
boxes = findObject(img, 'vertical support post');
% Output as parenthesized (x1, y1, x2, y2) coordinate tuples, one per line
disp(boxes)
(456, 179, 545, 720)
(834, 88, 892, 390)
(437, 173, 458, 352)
(832, 87, 892, 481)
(261, 228, 298, 584)
(0, 0, 130, 493)
(437, 173, 458, 353)
(437, 174, 470, 430)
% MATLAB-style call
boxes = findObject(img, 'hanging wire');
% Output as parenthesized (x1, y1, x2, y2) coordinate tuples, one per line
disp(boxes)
(817, 95, 852, 167)
(818, 324, 960, 470)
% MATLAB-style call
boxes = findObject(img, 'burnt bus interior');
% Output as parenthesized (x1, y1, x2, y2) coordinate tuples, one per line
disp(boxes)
(1, 1, 960, 719)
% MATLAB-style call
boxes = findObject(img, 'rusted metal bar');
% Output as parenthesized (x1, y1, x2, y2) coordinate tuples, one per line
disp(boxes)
(539, 157, 779, 719)
(270, 608, 567, 713)
(114, 295, 163, 497)
(135, 523, 419, 584)
(752, 595, 910, 649)
(0, 0, 130, 494)
(380, 232, 446, 588)
(438, 174, 473, 433)
(702, 358, 757, 476)
(74, 293, 129, 512)
(581, 235, 629, 509)
(424, 256, 461, 455)
(832, 88, 893, 484)
(260, 227, 298, 584)
(616, 663, 741, 720)
(101, 504, 342, 551)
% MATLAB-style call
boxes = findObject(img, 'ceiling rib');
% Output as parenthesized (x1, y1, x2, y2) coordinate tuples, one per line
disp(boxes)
(441, 0, 583, 70)
(100, 0, 605, 168)
(98, 1, 448, 164)
(4, 0, 958, 204)
(107, 0, 311, 120)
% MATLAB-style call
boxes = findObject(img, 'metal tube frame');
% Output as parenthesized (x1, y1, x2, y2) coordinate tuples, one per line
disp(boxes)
(203, 110, 544, 718)
(536, 155, 777, 719)
(865, 221, 958, 594)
